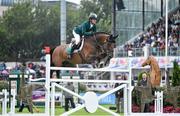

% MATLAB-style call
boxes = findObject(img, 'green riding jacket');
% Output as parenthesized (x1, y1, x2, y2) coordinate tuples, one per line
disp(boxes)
(74, 21, 96, 36)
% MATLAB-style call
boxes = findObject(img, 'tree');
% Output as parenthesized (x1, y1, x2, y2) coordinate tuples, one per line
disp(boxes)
(2, 0, 60, 59)
(0, 0, 113, 60)
(0, 19, 9, 60)
(79, 0, 112, 33)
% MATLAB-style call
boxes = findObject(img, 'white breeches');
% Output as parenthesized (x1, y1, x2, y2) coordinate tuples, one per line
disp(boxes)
(73, 30, 81, 45)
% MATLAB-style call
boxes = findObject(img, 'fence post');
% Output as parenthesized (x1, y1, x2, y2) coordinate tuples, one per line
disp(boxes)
(2, 89, 7, 115)
(155, 91, 163, 114)
(45, 54, 51, 115)
(51, 83, 55, 116)
(160, 91, 163, 113)
(10, 89, 16, 115)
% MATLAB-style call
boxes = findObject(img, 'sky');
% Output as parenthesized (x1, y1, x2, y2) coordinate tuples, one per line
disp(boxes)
(66, 0, 81, 4)
(41, 0, 81, 5)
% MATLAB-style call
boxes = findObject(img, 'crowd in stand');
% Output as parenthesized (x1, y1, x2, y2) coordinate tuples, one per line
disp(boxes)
(123, 8, 180, 55)
(0, 62, 46, 80)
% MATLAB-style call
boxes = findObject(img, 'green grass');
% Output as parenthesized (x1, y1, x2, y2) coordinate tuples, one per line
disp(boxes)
(1, 105, 122, 116)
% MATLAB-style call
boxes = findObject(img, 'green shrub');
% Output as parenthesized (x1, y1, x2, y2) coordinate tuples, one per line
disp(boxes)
(78, 83, 86, 92)
(172, 60, 180, 86)
(0, 81, 9, 91)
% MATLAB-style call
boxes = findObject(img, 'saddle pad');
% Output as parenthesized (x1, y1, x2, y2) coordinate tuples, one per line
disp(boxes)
(66, 38, 85, 54)
(74, 38, 84, 53)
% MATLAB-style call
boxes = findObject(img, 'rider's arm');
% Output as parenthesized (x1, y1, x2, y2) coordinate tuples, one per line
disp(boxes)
(84, 32, 93, 36)
(92, 25, 96, 32)
(82, 22, 94, 36)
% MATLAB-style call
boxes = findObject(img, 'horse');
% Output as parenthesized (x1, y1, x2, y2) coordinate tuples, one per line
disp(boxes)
(51, 32, 117, 67)
(142, 56, 161, 87)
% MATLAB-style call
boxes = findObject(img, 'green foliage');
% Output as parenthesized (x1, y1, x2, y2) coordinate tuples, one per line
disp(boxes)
(172, 60, 180, 86)
(0, 22, 9, 59)
(78, 83, 87, 92)
(0, 81, 9, 91)
(0, 1, 60, 59)
(0, 0, 112, 60)
(80, 0, 112, 33)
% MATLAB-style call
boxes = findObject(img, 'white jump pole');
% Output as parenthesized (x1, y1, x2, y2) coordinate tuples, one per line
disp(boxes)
(155, 91, 163, 114)
(51, 83, 55, 116)
(2, 89, 7, 115)
(45, 47, 51, 116)
(10, 89, 16, 115)
(127, 58, 133, 115)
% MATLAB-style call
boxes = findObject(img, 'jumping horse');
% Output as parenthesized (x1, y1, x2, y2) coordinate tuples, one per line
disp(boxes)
(51, 32, 117, 67)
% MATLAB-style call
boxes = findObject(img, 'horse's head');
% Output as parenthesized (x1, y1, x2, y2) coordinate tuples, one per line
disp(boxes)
(142, 56, 152, 67)
(94, 32, 118, 45)
(107, 34, 118, 49)
(84, 32, 118, 66)
(93, 33, 118, 62)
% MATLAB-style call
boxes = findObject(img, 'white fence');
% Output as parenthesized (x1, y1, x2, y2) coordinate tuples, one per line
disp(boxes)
(44, 54, 133, 115)
(0, 89, 16, 115)
(155, 91, 163, 114)
(1, 53, 180, 116)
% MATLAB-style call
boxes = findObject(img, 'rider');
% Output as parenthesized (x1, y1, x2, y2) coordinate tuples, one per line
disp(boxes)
(68, 12, 97, 59)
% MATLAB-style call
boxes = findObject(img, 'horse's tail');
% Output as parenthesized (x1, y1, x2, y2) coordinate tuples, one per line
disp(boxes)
(50, 47, 55, 66)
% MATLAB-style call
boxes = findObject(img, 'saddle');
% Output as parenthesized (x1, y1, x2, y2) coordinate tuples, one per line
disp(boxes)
(67, 38, 84, 54)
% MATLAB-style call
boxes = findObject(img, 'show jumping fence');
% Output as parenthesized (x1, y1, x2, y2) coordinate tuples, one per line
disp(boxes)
(44, 53, 133, 116)
(1, 52, 180, 116)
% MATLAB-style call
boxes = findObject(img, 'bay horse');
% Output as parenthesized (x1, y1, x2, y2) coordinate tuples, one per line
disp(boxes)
(51, 32, 117, 67)
(142, 56, 161, 87)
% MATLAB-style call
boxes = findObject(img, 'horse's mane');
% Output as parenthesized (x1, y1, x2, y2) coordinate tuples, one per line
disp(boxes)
(94, 32, 110, 35)
(84, 32, 110, 40)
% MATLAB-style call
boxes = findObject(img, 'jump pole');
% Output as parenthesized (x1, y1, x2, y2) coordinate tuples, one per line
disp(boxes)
(45, 47, 51, 115)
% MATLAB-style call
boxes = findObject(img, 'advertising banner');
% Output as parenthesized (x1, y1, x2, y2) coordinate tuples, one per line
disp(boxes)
(109, 56, 180, 69)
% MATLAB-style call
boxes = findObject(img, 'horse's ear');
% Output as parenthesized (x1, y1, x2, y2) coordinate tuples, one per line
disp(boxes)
(113, 34, 118, 39)
(109, 34, 113, 38)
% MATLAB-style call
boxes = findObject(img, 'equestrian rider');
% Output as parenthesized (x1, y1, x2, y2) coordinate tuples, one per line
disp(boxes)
(68, 12, 97, 59)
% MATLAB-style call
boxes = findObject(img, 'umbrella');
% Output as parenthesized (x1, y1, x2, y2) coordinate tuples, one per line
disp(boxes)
(1, 70, 9, 75)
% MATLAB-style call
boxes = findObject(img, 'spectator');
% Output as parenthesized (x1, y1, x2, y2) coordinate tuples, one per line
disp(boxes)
(140, 73, 148, 86)
(121, 8, 180, 56)
(63, 82, 75, 111)
(139, 72, 150, 112)
(51, 71, 57, 79)
(114, 75, 123, 113)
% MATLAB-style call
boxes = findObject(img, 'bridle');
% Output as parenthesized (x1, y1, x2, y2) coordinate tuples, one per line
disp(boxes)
(93, 34, 111, 55)
(78, 33, 113, 64)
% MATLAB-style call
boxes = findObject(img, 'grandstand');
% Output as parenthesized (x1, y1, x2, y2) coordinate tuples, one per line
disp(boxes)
(113, 0, 180, 57)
